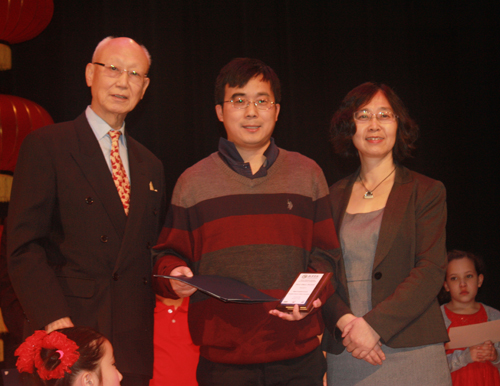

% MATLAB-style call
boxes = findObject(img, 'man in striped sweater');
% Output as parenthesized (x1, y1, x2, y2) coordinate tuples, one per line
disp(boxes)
(152, 58, 341, 385)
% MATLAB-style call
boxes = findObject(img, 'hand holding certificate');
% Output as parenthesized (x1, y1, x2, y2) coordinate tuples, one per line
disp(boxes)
(277, 272, 332, 312)
(445, 319, 500, 350)
(154, 274, 279, 303)
(155, 271, 331, 322)
(168, 266, 197, 298)
(269, 272, 332, 322)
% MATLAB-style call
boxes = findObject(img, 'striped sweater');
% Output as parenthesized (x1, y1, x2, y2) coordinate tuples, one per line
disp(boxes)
(153, 148, 340, 364)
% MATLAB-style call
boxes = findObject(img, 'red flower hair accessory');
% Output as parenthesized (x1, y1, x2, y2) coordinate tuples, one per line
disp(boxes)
(15, 330, 80, 380)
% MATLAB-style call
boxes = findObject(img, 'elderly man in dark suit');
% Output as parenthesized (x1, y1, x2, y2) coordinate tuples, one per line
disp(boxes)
(7, 37, 166, 386)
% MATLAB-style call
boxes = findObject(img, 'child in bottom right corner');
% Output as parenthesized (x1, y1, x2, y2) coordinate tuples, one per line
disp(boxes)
(441, 249, 500, 385)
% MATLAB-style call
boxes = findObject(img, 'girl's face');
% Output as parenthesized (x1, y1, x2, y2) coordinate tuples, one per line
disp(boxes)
(444, 257, 484, 305)
(98, 340, 123, 386)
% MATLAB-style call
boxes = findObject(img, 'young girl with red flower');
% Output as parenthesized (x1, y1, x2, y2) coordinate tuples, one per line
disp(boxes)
(15, 327, 122, 386)
(441, 250, 500, 386)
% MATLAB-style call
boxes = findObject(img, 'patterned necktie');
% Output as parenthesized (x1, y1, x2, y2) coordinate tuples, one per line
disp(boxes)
(109, 130, 131, 215)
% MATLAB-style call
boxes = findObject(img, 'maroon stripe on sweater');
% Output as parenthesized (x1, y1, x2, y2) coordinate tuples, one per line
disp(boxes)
(154, 226, 193, 260)
(191, 214, 314, 257)
(167, 193, 330, 231)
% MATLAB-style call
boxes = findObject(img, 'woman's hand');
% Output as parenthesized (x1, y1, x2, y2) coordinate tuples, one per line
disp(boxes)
(362, 343, 385, 366)
(342, 317, 385, 363)
(336, 313, 357, 331)
(336, 313, 385, 365)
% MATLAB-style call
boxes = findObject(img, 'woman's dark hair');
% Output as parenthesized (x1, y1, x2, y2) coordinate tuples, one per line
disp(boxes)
(34, 327, 106, 386)
(330, 82, 419, 162)
(214, 58, 281, 106)
(438, 250, 486, 304)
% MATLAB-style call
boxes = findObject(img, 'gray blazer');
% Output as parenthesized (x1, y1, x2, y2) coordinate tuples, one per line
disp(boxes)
(323, 166, 449, 353)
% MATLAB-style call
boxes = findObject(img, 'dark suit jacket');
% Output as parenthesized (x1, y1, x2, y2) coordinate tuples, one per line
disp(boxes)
(323, 165, 449, 353)
(7, 113, 166, 377)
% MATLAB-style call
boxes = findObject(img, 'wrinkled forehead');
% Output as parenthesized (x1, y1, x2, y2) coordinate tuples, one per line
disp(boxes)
(94, 39, 149, 71)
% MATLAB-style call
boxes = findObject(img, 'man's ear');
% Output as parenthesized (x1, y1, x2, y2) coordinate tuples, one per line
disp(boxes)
(85, 63, 95, 87)
(215, 104, 224, 122)
(140, 77, 150, 99)
(274, 103, 280, 121)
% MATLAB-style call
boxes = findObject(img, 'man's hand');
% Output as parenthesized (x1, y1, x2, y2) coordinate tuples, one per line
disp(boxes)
(342, 317, 385, 362)
(170, 266, 197, 297)
(269, 298, 322, 321)
(45, 317, 74, 333)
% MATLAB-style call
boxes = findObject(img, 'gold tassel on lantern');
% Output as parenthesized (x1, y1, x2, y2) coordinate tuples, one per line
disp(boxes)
(0, 43, 12, 71)
(0, 0, 54, 71)
(0, 174, 13, 202)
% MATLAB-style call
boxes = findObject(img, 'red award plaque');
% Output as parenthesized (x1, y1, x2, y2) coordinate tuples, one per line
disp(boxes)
(277, 272, 332, 312)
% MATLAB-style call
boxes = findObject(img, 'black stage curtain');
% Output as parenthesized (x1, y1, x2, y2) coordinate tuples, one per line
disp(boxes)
(1, 0, 498, 308)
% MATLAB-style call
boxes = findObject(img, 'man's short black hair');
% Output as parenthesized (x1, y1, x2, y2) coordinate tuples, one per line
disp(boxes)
(215, 58, 281, 106)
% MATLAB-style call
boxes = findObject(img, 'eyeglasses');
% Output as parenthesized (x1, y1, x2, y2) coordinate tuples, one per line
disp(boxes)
(224, 98, 276, 111)
(353, 110, 398, 122)
(93, 63, 148, 84)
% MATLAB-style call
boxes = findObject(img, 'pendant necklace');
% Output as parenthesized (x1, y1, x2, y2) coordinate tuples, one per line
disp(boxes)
(359, 167, 396, 199)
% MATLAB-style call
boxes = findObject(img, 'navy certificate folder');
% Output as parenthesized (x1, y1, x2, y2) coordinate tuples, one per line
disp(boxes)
(154, 274, 278, 303)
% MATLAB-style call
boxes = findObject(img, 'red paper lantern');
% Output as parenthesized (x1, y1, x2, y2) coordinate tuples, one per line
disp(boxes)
(0, 94, 53, 203)
(0, 94, 53, 173)
(0, 0, 54, 70)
